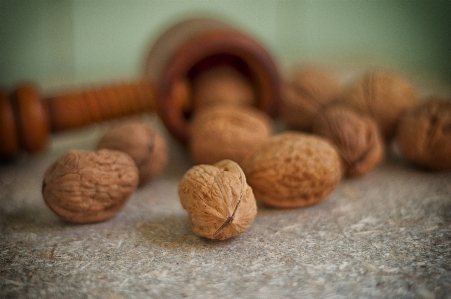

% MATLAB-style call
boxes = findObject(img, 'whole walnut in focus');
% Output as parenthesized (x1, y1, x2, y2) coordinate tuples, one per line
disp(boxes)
(280, 66, 341, 132)
(242, 132, 343, 208)
(395, 97, 451, 171)
(178, 159, 257, 240)
(189, 105, 272, 165)
(342, 69, 417, 140)
(97, 120, 168, 186)
(312, 105, 384, 177)
(42, 149, 139, 223)
(191, 65, 256, 111)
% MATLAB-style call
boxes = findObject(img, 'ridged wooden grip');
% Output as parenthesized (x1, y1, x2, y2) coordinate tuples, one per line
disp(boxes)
(0, 80, 156, 160)
(46, 80, 156, 131)
(1, 18, 281, 160)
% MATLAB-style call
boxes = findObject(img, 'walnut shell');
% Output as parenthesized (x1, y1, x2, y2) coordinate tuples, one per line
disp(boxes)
(42, 149, 139, 223)
(342, 69, 417, 140)
(280, 66, 341, 132)
(312, 105, 384, 177)
(242, 132, 343, 208)
(395, 98, 451, 171)
(97, 121, 168, 186)
(189, 105, 272, 165)
(178, 159, 257, 240)
(191, 65, 255, 111)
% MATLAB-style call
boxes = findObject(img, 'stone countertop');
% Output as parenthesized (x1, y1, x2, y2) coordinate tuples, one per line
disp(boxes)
(1, 115, 450, 299)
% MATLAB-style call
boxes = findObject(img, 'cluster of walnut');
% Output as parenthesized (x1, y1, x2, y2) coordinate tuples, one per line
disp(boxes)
(179, 64, 450, 241)
(42, 120, 168, 223)
(179, 131, 343, 239)
(281, 66, 415, 177)
(179, 65, 344, 240)
(280, 65, 451, 172)
(41, 64, 450, 241)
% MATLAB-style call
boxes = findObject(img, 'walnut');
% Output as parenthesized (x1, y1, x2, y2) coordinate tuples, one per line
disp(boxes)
(342, 69, 417, 140)
(191, 65, 255, 111)
(312, 105, 384, 177)
(241, 132, 343, 208)
(189, 105, 272, 165)
(178, 159, 257, 240)
(97, 120, 168, 186)
(280, 66, 341, 132)
(42, 149, 139, 223)
(395, 97, 451, 171)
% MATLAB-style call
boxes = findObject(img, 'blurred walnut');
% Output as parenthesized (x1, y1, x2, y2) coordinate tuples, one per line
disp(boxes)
(191, 65, 256, 111)
(189, 105, 272, 165)
(178, 159, 257, 240)
(241, 132, 343, 208)
(97, 120, 168, 186)
(42, 149, 139, 223)
(280, 66, 341, 132)
(312, 105, 384, 177)
(342, 69, 417, 140)
(395, 97, 451, 171)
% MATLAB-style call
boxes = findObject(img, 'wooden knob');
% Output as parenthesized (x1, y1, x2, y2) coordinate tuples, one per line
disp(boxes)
(0, 80, 156, 160)
(0, 84, 50, 159)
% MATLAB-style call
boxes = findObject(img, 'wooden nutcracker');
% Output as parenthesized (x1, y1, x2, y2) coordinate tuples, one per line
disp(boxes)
(0, 18, 281, 160)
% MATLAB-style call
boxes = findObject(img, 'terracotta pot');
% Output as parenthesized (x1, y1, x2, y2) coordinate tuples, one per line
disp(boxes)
(145, 18, 281, 144)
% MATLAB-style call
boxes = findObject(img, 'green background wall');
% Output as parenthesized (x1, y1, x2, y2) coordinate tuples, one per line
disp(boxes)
(1, 0, 450, 89)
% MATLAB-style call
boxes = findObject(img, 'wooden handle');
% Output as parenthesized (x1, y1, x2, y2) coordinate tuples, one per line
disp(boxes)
(0, 80, 156, 160)
(1, 18, 280, 160)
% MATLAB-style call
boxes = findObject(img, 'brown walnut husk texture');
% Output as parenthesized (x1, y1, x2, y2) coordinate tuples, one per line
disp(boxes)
(342, 69, 417, 140)
(42, 149, 139, 223)
(280, 66, 341, 132)
(189, 105, 272, 165)
(242, 132, 343, 208)
(312, 105, 384, 177)
(97, 120, 168, 186)
(178, 159, 257, 240)
(396, 98, 451, 171)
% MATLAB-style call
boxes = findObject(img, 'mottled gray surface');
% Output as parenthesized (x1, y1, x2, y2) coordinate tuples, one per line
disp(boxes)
(1, 116, 450, 299)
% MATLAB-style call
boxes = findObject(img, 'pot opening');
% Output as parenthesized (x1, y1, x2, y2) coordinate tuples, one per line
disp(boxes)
(178, 53, 260, 120)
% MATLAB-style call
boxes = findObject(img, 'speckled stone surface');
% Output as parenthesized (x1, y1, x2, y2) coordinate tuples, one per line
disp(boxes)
(1, 114, 450, 299)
